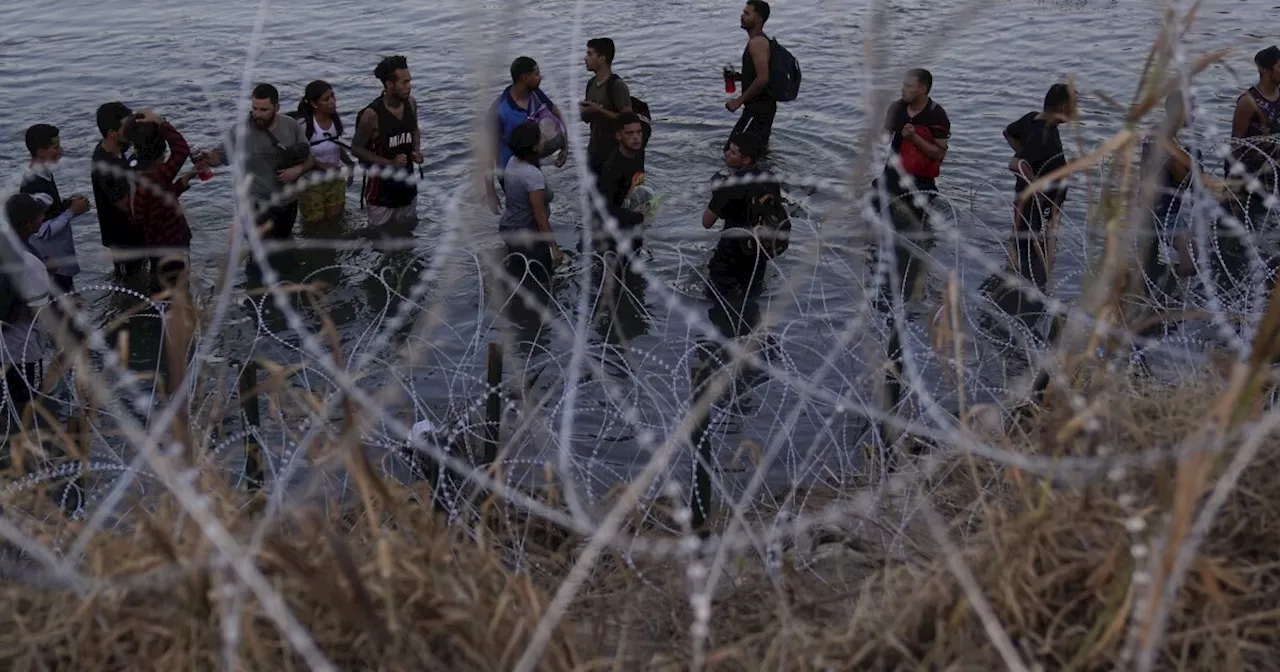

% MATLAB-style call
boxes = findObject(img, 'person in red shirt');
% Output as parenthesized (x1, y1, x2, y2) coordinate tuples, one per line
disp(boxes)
(125, 109, 200, 290)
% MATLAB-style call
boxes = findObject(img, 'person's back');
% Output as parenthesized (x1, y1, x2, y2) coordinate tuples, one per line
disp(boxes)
(499, 156, 551, 235)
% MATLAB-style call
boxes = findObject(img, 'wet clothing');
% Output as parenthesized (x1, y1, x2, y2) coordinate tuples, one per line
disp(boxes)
(20, 168, 80, 280)
(130, 123, 193, 250)
(498, 157, 552, 234)
(883, 98, 951, 193)
(584, 74, 632, 174)
(1240, 86, 1280, 139)
(596, 148, 646, 251)
(361, 95, 419, 209)
(725, 39, 777, 150)
(707, 166, 777, 296)
(91, 143, 145, 276)
(493, 86, 557, 171)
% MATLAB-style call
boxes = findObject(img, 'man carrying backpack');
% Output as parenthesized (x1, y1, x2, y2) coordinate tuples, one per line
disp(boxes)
(724, 1, 777, 151)
(580, 38, 633, 177)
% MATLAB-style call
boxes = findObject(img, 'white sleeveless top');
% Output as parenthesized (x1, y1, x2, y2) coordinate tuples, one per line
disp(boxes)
(302, 116, 342, 170)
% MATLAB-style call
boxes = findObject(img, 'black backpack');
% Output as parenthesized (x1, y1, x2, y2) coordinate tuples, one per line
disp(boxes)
(588, 75, 654, 148)
(768, 39, 801, 102)
(747, 190, 792, 259)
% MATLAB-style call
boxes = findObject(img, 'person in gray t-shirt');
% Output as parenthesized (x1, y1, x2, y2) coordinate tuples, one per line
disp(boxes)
(498, 122, 561, 312)
(197, 83, 314, 240)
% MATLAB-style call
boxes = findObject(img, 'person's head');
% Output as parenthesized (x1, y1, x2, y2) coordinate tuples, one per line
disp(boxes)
(724, 132, 764, 170)
(508, 121, 543, 163)
(300, 80, 337, 117)
(250, 83, 280, 129)
(901, 68, 933, 104)
(128, 122, 167, 164)
(615, 112, 644, 153)
(585, 38, 616, 72)
(741, 0, 770, 31)
(1256, 46, 1280, 84)
(1043, 83, 1077, 121)
(96, 102, 134, 148)
(511, 57, 542, 91)
(5, 193, 48, 240)
(25, 124, 62, 165)
(375, 55, 412, 102)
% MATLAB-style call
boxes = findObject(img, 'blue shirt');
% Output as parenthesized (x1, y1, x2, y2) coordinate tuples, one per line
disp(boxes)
(493, 85, 555, 170)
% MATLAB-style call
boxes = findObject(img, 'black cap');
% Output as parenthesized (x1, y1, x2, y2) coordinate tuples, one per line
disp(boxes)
(4, 193, 51, 228)
(1257, 46, 1280, 70)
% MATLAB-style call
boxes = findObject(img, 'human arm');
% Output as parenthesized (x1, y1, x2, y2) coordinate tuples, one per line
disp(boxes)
(153, 120, 191, 185)
(730, 37, 771, 109)
(1232, 95, 1258, 139)
(277, 131, 315, 184)
(581, 79, 634, 122)
(350, 108, 394, 166)
(548, 96, 569, 167)
(34, 195, 88, 240)
(410, 96, 423, 164)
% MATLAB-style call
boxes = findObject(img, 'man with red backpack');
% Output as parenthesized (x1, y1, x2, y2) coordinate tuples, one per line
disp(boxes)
(870, 68, 950, 309)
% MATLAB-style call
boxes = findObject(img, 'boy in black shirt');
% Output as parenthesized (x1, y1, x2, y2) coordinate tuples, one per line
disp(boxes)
(990, 83, 1075, 329)
(595, 112, 647, 256)
(702, 132, 777, 338)
(91, 102, 146, 279)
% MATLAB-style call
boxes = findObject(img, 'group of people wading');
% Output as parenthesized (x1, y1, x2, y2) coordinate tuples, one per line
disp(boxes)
(3, 0, 1280, 503)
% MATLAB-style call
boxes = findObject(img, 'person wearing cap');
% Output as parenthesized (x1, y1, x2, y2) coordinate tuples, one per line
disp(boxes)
(20, 124, 90, 294)
(1, 193, 56, 441)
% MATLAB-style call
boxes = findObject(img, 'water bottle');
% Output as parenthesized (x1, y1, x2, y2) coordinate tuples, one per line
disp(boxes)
(723, 63, 736, 94)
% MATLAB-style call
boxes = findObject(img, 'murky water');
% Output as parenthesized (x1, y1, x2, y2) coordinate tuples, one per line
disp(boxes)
(0, 0, 1268, 493)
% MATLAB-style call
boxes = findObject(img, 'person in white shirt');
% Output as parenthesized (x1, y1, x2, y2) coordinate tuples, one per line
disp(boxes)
(295, 80, 355, 225)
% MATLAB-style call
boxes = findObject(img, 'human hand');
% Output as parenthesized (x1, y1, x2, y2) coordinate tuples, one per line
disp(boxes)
(277, 165, 304, 183)
(554, 147, 568, 168)
(725, 98, 743, 113)
(347, 169, 355, 187)
(393, 154, 409, 168)
(902, 123, 916, 138)
(68, 195, 91, 216)
(485, 190, 501, 215)
(135, 109, 163, 125)
(551, 243, 564, 266)
(194, 150, 222, 167)
(411, 150, 423, 165)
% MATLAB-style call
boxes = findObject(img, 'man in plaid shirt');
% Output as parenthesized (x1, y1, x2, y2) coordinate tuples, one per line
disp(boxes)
(126, 109, 199, 289)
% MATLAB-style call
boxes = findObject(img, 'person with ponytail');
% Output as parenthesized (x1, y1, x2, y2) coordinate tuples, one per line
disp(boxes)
(295, 80, 354, 225)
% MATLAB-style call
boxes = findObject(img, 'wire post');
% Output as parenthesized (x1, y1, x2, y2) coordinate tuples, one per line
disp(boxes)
(239, 358, 264, 491)
(484, 341, 502, 466)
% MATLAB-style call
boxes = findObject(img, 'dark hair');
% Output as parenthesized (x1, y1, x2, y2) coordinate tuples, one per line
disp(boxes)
(728, 132, 765, 163)
(507, 121, 542, 163)
(1257, 46, 1280, 71)
(128, 122, 166, 164)
(510, 56, 539, 83)
(375, 55, 409, 85)
(252, 83, 279, 105)
(96, 102, 133, 138)
(24, 124, 59, 157)
(1043, 83, 1073, 112)
(5, 193, 47, 229)
(587, 38, 616, 65)
(746, 0, 770, 23)
(297, 80, 344, 139)
(615, 111, 642, 131)
(907, 68, 933, 93)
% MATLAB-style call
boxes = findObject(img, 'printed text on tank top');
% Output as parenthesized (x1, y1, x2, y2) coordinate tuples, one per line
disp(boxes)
(363, 95, 419, 208)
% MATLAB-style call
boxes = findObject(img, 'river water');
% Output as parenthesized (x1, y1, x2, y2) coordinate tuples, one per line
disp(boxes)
(0, 0, 1270, 498)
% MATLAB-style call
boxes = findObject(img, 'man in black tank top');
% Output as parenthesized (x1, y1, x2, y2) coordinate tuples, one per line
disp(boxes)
(1230, 46, 1280, 227)
(352, 55, 423, 229)
(723, 1, 776, 152)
